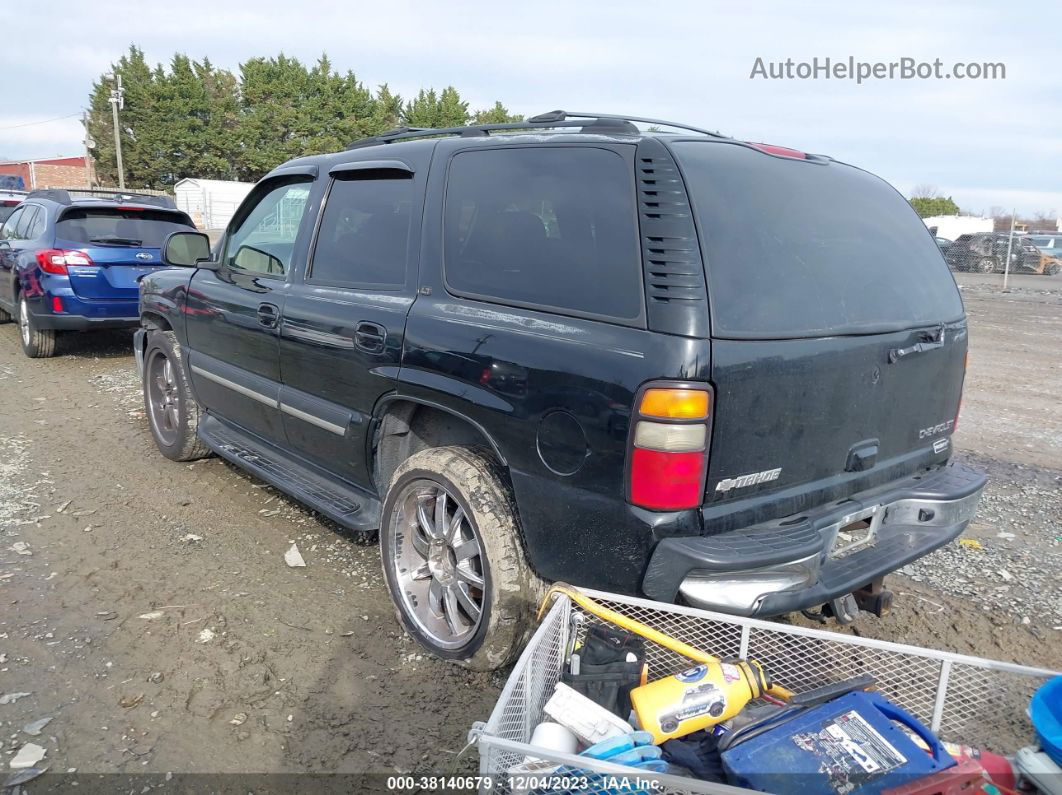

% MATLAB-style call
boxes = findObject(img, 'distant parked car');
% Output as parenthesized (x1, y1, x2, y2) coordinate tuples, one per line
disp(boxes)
(0, 189, 196, 357)
(934, 236, 952, 253)
(944, 232, 1056, 274)
(0, 190, 26, 226)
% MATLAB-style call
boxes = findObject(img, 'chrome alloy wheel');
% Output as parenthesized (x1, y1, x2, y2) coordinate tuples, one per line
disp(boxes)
(146, 350, 180, 447)
(389, 480, 486, 649)
(18, 298, 30, 347)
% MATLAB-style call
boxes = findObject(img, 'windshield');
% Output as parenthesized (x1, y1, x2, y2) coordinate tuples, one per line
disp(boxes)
(56, 207, 194, 248)
(1029, 236, 1058, 248)
(672, 141, 964, 338)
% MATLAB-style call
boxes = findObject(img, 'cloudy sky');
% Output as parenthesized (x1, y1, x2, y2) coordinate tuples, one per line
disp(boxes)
(1, 0, 1059, 215)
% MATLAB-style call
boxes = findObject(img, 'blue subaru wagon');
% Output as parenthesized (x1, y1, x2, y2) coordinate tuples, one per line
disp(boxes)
(0, 189, 195, 357)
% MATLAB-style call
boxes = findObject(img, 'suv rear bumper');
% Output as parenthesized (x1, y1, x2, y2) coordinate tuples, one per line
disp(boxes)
(641, 462, 986, 617)
(26, 294, 139, 331)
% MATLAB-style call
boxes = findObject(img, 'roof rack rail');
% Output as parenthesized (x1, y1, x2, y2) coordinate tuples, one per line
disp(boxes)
(28, 187, 176, 210)
(346, 110, 726, 149)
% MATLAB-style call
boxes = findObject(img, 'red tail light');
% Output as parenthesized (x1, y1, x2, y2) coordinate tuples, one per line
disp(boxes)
(51, 296, 64, 313)
(747, 142, 807, 160)
(628, 384, 713, 511)
(35, 249, 93, 275)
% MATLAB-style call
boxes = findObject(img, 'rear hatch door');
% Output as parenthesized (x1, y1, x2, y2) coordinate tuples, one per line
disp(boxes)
(671, 141, 967, 520)
(55, 206, 194, 300)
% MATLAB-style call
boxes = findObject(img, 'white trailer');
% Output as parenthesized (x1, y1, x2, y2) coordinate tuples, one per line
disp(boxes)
(173, 178, 254, 232)
(922, 214, 994, 241)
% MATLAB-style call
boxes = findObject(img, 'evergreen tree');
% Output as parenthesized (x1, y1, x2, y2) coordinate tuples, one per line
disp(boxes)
(86, 45, 156, 187)
(370, 84, 403, 133)
(236, 54, 312, 180)
(85, 47, 521, 185)
(472, 101, 524, 124)
(437, 86, 470, 127)
(403, 86, 472, 128)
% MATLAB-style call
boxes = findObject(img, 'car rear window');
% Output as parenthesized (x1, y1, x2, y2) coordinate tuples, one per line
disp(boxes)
(56, 207, 194, 248)
(672, 141, 964, 338)
(443, 146, 643, 322)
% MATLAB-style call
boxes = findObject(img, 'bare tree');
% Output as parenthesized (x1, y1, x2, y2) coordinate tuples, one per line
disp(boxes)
(910, 184, 942, 199)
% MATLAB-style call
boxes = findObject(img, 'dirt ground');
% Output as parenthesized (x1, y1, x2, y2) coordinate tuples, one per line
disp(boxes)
(0, 271, 1059, 787)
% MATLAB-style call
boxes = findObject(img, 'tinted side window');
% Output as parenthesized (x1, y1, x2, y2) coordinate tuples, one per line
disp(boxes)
(14, 206, 38, 239)
(444, 147, 642, 321)
(26, 206, 47, 239)
(309, 176, 412, 288)
(224, 180, 312, 276)
(1, 207, 25, 239)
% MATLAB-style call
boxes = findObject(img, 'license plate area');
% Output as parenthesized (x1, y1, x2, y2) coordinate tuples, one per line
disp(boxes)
(828, 505, 884, 559)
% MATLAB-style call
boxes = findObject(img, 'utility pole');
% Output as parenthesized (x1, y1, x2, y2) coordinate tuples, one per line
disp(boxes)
(106, 72, 125, 189)
(1002, 208, 1015, 292)
(82, 111, 95, 187)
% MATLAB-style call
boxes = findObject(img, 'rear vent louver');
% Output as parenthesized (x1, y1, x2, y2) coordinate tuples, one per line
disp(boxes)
(635, 138, 709, 337)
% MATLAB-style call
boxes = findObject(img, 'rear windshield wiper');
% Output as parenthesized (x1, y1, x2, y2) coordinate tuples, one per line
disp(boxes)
(89, 236, 143, 246)
(888, 323, 945, 363)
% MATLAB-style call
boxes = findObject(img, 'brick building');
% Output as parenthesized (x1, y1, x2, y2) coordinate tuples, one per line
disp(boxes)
(0, 156, 95, 190)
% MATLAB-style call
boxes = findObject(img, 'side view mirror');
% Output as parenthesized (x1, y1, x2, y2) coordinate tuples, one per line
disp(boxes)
(233, 244, 284, 275)
(162, 231, 216, 269)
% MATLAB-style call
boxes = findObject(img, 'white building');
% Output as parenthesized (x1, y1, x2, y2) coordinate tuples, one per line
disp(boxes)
(174, 178, 254, 231)
(922, 214, 993, 241)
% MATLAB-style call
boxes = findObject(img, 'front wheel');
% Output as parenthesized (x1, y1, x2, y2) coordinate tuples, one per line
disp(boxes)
(142, 329, 212, 461)
(380, 446, 543, 670)
(977, 256, 998, 273)
(18, 296, 56, 358)
(1046, 262, 1061, 276)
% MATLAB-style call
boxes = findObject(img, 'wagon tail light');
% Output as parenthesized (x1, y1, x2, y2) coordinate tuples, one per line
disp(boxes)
(35, 249, 94, 275)
(629, 386, 713, 511)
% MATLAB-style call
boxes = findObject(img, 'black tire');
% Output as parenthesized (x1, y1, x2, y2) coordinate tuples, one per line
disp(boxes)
(380, 446, 543, 671)
(18, 296, 56, 358)
(142, 329, 212, 461)
(1046, 262, 1061, 276)
(977, 256, 997, 274)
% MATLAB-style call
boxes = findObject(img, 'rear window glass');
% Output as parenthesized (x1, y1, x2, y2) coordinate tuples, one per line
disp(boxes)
(0, 203, 18, 225)
(672, 142, 964, 338)
(56, 208, 194, 248)
(444, 147, 642, 321)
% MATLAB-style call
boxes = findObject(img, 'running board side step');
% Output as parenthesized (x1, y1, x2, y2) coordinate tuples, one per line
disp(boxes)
(198, 415, 381, 535)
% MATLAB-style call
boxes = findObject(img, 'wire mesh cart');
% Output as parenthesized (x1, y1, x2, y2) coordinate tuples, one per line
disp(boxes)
(474, 588, 1060, 795)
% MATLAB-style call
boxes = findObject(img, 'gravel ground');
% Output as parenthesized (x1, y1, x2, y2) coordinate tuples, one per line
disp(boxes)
(896, 272, 1062, 628)
(0, 270, 1058, 785)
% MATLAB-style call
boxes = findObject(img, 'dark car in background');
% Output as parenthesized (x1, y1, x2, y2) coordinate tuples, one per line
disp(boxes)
(0, 189, 196, 357)
(944, 232, 1055, 274)
(134, 111, 985, 669)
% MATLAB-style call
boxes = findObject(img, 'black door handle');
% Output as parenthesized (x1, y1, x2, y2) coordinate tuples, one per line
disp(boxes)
(257, 302, 280, 329)
(354, 321, 386, 353)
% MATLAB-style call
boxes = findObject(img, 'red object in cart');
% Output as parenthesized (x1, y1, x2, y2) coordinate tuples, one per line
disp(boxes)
(883, 756, 990, 795)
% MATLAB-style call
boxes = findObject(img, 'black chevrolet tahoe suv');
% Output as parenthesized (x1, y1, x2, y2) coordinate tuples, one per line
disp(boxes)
(135, 111, 985, 669)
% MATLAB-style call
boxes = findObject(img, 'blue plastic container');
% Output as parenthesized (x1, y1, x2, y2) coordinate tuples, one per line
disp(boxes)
(1030, 676, 1062, 766)
(721, 691, 954, 794)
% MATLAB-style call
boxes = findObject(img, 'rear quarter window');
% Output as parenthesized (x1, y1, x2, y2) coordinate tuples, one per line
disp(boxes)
(443, 146, 643, 322)
(672, 142, 964, 338)
(56, 207, 195, 248)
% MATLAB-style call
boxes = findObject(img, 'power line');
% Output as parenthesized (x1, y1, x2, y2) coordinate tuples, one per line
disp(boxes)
(0, 113, 81, 132)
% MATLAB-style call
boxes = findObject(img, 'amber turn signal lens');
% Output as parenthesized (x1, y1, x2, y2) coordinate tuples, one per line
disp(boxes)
(639, 388, 710, 420)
